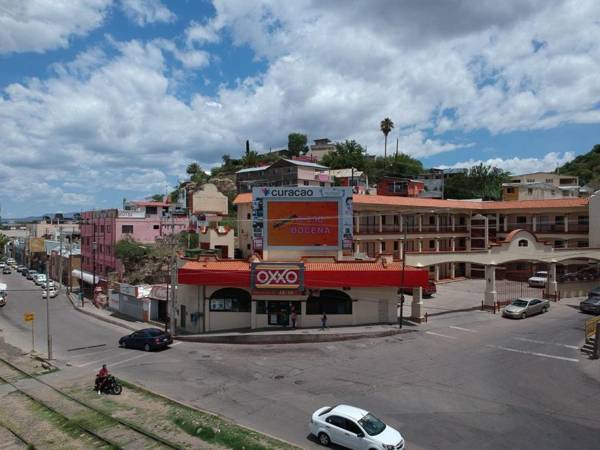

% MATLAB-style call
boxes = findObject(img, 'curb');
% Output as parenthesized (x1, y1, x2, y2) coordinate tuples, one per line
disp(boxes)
(175, 328, 414, 345)
(121, 378, 302, 449)
(66, 293, 140, 332)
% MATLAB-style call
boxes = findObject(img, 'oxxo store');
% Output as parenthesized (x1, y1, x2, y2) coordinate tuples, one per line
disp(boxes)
(176, 186, 428, 333)
(177, 257, 429, 332)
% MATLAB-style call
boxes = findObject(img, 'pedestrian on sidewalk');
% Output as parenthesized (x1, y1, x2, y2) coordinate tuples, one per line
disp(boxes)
(320, 312, 327, 330)
(291, 308, 297, 329)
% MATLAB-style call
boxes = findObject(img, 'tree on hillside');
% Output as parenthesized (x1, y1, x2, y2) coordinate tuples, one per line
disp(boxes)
(288, 133, 308, 157)
(241, 150, 260, 168)
(369, 154, 424, 183)
(115, 238, 148, 274)
(380, 117, 394, 157)
(444, 164, 510, 200)
(185, 162, 209, 185)
(0, 233, 9, 256)
(557, 144, 600, 186)
(321, 140, 369, 171)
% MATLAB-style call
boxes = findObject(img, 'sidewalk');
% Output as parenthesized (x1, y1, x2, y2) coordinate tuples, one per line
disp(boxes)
(176, 324, 416, 344)
(66, 293, 150, 332)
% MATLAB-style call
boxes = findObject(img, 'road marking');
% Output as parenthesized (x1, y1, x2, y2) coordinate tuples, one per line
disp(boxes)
(513, 337, 579, 350)
(67, 344, 106, 352)
(66, 347, 120, 360)
(109, 353, 151, 368)
(425, 331, 457, 339)
(75, 351, 136, 368)
(449, 326, 478, 333)
(170, 341, 183, 347)
(486, 345, 579, 362)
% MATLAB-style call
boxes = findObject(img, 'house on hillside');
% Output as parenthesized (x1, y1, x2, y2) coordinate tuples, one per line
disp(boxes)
(376, 177, 425, 197)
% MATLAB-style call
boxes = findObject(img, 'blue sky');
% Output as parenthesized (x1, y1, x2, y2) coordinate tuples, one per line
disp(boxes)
(1, 0, 600, 218)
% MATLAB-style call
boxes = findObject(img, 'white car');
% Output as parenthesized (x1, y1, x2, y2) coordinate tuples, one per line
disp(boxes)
(528, 271, 548, 288)
(34, 274, 47, 286)
(42, 288, 58, 299)
(41, 281, 56, 289)
(309, 405, 404, 450)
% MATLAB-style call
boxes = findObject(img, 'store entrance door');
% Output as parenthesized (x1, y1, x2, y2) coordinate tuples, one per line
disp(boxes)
(267, 301, 290, 326)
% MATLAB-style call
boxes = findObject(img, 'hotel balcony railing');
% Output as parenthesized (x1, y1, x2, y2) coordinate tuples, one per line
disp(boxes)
(355, 225, 468, 235)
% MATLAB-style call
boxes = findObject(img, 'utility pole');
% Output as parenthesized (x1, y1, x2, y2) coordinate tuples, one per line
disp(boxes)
(46, 258, 53, 359)
(398, 214, 408, 329)
(92, 220, 97, 303)
(58, 226, 63, 293)
(169, 210, 177, 335)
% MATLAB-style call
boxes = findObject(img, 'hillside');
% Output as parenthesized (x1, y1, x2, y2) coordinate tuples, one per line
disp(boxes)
(558, 144, 600, 187)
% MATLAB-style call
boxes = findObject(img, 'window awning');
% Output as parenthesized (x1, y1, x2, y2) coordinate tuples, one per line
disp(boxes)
(71, 269, 101, 285)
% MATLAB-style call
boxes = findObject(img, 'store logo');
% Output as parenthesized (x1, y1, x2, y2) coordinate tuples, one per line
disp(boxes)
(252, 263, 304, 290)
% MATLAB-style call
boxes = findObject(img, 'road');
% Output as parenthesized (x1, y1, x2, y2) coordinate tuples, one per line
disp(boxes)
(1, 270, 600, 449)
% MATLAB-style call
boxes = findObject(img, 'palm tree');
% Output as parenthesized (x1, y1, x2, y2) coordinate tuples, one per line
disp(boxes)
(380, 117, 394, 157)
(186, 162, 201, 176)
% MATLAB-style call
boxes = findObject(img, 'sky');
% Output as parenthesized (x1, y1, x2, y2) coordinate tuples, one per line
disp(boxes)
(1, 0, 600, 218)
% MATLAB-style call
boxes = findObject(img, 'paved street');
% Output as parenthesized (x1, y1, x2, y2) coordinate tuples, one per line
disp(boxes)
(1, 271, 600, 449)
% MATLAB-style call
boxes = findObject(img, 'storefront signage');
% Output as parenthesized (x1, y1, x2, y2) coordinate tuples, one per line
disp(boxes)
(251, 263, 304, 290)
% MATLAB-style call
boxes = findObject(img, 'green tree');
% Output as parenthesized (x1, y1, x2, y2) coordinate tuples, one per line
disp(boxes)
(369, 154, 424, 183)
(444, 164, 510, 200)
(240, 150, 259, 167)
(0, 233, 9, 257)
(288, 133, 308, 157)
(380, 117, 394, 158)
(321, 140, 369, 171)
(150, 194, 164, 202)
(115, 238, 148, 273)
(558, 144, 600, 186)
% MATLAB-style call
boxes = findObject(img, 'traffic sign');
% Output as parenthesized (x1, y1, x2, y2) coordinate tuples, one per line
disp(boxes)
(24, 312, 34, 322)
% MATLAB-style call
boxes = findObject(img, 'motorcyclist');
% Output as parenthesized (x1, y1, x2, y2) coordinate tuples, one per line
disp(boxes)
(95, 364, 109, 394)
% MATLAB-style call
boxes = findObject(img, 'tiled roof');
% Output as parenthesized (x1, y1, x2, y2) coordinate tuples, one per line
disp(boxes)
(233, 193, 588, 210)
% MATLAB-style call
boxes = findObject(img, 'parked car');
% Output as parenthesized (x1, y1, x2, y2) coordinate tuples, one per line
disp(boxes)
(118, 328, 173, 351)
(2, 267, 11, 274)
(0, 262, 5, 269)
(528, 271, 548, 288)
(41, 281, 56, 290)
(580, 288, 600, 314)
(400, 280, 437, 298)
(34, 274, 47, 286)
(16, 265, 25, 273)
(26, 270, 38, 280)
(42, 288, 58, 299)
(502, 297, 550, 319)
(309, 404, 405, 450)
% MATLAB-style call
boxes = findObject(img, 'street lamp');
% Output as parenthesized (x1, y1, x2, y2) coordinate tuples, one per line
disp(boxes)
(92, 239, 97, 301)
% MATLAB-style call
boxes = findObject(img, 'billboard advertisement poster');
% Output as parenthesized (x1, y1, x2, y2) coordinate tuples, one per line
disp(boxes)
(252, 187, 353, 251)
(267, 201, 338, 247)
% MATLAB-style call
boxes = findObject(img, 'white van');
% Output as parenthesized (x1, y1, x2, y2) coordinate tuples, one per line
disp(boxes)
(34, 273, 47, 286)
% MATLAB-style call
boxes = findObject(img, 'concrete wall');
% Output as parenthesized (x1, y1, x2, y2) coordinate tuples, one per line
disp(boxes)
(208, 312, 251, 331)
(197, 227, 234, 258)
(192, 183, 228, 215)
(176, 284, 205, 333)
(590, 191, 600, 248)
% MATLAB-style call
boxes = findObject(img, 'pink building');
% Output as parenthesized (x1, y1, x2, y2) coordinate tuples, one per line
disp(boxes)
(79, 201, 188, 293)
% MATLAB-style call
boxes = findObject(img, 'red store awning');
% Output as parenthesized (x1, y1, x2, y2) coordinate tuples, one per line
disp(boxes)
(178, 259, 429, 289)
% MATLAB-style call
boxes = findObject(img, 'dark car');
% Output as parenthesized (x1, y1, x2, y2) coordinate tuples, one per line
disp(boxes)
(119, 328, 173, 351)
(580, 288, 600, 315)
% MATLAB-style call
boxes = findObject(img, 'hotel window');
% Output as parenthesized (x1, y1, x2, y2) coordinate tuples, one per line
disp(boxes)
(304, 180, 309, 185)
(545, 179, 553, 183)
(527, 188, 533, 195)
(516, 216, 527, 224)
(153, 225, 159, 230)
(577, 241, 588, 248)
(122, 225, 134, 234)
(394, 241, 399, 251)
(527, 178, 535, 183)
(429, 240, 435, 249)
(578, 216, 589, 225)
(381, 242, 386, 251)
(506, 187, 514, 193)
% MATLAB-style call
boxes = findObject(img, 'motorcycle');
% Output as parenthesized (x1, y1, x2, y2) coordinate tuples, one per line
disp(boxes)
(94, 374, 123, 395)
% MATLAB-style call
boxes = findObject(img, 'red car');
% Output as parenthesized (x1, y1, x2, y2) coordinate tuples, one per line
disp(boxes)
(400, 280, 436, 298)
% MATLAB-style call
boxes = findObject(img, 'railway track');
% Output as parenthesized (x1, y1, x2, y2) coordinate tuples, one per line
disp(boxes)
(0, 357, 182, 450)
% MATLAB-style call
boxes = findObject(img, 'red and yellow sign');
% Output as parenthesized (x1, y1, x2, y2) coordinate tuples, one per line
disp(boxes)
(267, 201, 338, 247)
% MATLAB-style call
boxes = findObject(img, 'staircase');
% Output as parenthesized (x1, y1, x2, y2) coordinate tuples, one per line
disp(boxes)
(580, 335, 597, 357)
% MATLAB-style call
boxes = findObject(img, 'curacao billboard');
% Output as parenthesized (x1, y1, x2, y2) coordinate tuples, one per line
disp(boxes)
(252, 187, 353, 251)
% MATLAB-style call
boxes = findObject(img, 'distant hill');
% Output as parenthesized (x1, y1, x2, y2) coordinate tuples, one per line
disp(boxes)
(558, 144, 600, 187)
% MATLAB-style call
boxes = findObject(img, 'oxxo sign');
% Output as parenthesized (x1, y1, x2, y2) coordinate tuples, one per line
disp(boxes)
(252, 263, 305, 290)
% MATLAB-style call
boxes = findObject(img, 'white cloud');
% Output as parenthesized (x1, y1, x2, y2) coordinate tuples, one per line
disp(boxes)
(439, 151, 576, 174)
(0, 0, 111, 54)
(185, 19, 222, 45)
(120, 0, 175, 26)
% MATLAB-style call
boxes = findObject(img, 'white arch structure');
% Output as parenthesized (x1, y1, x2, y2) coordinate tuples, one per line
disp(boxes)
(405, 230, 600, 306)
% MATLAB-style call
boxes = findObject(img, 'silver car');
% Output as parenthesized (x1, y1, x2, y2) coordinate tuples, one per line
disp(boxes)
(502, 297, 550, 319)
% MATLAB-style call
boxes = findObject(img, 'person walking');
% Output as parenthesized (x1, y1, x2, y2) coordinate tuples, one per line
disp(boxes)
(291, 308, 297, 329)
(320, 312, 327, 331)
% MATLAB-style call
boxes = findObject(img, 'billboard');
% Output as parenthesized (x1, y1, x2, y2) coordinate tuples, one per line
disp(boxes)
(251, 263, 304, 290)
(252, 187, 353, 251)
